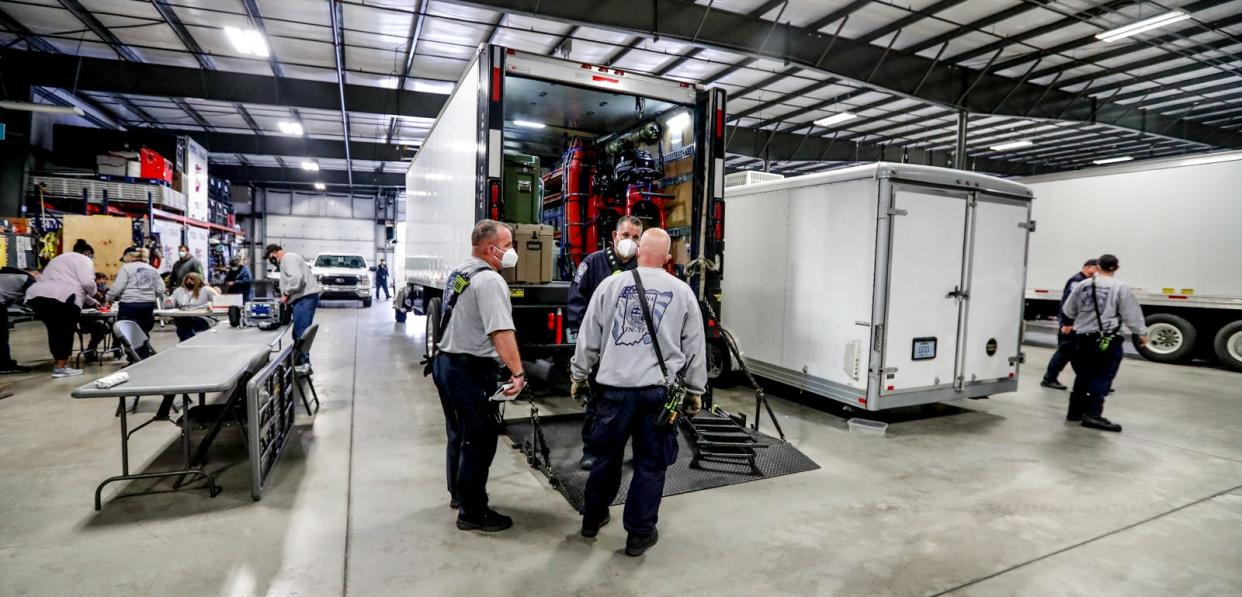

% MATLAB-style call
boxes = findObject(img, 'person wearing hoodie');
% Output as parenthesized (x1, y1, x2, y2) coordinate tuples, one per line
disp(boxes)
(107, 247, 165, 337)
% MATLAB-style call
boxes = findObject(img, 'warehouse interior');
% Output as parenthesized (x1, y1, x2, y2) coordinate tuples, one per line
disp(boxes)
(0, 0, 1240, 595)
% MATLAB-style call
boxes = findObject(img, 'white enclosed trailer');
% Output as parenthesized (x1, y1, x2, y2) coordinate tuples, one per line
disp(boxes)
(1021, 152, 1242, 371)
(721, 164, 1034, 411)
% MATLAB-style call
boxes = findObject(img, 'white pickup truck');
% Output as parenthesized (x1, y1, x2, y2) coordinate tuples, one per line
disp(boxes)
(311, 253, 372, 307)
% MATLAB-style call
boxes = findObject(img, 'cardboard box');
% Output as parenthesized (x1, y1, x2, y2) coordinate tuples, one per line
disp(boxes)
(671, 236, 689, 267)
(126, 160, 142, 178)
(663, 182, 694, 228)
(502, 223, 555, 284)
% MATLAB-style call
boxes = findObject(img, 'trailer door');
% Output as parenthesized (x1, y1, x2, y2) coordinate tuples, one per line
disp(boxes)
(960, 195, 1029, 384)
(881, 186, 969, 394)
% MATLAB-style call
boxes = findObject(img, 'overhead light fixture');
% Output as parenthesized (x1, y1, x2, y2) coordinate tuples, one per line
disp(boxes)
(989, 139, 1034, 151)
(225, 26, 270, 58)
(1093, 156, 1133, 165)
(378, 77, 399, 90)
(313, 182, 326, 190)
(1095, 11, 1190, 43)
(278, 121, 304, 136)
(0, 100, 85, 116)
(665, 112, 692, 131)
(812, 112, 858, 127)
(513, 120, 546, 129)
(300, 161, 319, 171)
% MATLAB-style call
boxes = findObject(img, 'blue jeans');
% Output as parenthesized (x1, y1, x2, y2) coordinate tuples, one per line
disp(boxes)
(432, 352, 501, 517)
(291, 293, 319, 363)
(583, 386, 680, 536)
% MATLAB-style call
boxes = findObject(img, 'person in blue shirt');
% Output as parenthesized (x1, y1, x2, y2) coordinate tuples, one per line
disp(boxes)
(1041, 259, 1098, 390)
(222, 257, 253, 302)
(566, 215, 643, 470)
(375, 259, 391, 301)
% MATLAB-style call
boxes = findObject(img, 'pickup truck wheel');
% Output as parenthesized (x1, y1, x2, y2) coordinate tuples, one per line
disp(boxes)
(1212, 321, 1242, 372)
(425, 297, 442, 358)
(362, 298, 373, 308)
(1137, 313, 1197, 364)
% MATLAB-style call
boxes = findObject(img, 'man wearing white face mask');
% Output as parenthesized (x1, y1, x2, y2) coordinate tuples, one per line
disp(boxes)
(431, 219, 525, 533)
(566, 215, 643, 469)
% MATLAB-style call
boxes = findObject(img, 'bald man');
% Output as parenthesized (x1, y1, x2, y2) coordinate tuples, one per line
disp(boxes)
(570, 228, 708, 557)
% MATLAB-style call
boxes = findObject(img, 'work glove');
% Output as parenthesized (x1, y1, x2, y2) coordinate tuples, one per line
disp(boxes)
(570, 379, 590, 407)
(681, 393, 702, 418)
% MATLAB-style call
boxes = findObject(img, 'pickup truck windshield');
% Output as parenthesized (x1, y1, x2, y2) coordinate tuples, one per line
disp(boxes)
(315, 255, 365, 269)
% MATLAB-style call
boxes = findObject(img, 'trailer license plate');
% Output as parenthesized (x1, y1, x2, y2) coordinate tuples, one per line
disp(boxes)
(912, 337, 937, 360)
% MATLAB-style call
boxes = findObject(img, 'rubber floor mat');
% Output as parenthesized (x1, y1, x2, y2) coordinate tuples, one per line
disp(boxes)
(504, 412, 819, 512)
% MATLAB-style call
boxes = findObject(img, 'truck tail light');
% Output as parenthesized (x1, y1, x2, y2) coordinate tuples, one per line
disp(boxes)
(489, 180, 501, 220)
(713, 202, 724, 241)
(547, 313, 556, 330)
(715, 108, 724, 138)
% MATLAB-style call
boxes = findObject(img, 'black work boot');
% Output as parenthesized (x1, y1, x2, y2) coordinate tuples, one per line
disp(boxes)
(1066, 393, 1085, 422)
(624, 529, 659, 557)
(1081, 414, 1122, 432)
(1041, 379, 1068, 390)
(581, 513, 610, 538)
(456, 509, 513, 532)
(579, 453, 596, 471)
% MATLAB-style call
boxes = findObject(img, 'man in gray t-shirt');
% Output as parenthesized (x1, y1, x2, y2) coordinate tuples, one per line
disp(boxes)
(431, 220, 525, 534)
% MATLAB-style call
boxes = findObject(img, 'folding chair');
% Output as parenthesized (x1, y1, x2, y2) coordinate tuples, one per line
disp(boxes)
(111, 320, 170, 417)
(292, 323, 320, 416)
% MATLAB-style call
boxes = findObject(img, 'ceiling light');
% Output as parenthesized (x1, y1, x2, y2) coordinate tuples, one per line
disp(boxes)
(225, 26, 270, 58)
(378, 77, 399, 90)
(1092, 156, 1133, 165)
(989, 140, 1033, 151)
(513, 120, 546, 129)
(812, 112, 858, 127)
(0, 100, 85, 116)
(1095, 11, 1190, 43)
(665, 112, 692, 131)
(300, 161, 319, 171)
(278, 121, 303, 136)
(313, 182, 326, 190)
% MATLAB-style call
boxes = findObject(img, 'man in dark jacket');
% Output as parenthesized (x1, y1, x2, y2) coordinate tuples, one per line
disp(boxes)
(223, 257, 253, 302)
(565, 215, 643, 470)
(1041, 259, 1099, 390)
(170, 244, 204, 290)
(375, 259, 391, 301)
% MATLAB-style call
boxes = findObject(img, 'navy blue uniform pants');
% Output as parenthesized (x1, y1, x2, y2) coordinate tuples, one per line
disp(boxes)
(432, 352, 501, 518)
(583, 386, 679, 536)
(1071, 334, 1124, 417)
(1043, 331, 1076, 383)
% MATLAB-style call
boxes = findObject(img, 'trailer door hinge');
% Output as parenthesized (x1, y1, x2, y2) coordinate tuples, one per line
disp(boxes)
(1008, 352, 1026, 365)
(1019, 220, 1036, 232)
(887, 208, 908, 216)
(873, 324, 884, 353)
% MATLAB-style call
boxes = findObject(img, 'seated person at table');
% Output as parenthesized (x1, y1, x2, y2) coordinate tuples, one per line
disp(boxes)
(108, 247, 165, 339)
(168, 272, 218, 341)
(79, 272, 112, 363)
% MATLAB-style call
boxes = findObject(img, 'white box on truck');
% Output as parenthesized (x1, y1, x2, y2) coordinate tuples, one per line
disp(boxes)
(722, 163, 1034, 411)
(1022, 151, 1242, 370)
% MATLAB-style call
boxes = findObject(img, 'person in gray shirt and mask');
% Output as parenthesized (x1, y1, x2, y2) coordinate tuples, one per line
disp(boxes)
(570, 227, 707, 557)
(1062, 253, 1148, 433)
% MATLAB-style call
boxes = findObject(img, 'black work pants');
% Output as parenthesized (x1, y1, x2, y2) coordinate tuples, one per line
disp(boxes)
(583, 386, 679, 536)
(580, 372, 601, 455)
(117, 301, 156, 336)
(28, 297, 80, 361)
(1043, 331, 1076, 383)
(375, 280, 390, 300)
(1071, 334, 1124, 417)
(432, 351, 501, 518)
(0, 304, 13, 366)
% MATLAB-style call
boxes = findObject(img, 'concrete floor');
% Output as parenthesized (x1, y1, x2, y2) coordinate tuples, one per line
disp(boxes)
(1, 304, 1239, 597)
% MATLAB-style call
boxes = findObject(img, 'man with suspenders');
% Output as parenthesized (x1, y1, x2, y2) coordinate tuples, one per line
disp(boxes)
(429, 220, 526, 532)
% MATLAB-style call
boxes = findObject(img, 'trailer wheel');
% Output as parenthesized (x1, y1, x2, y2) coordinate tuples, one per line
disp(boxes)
(1138, 313, 1197, 363)
(707, 339, 731, 382)
(1212, 321, 1242, 372)
(425, 296, 443, 358)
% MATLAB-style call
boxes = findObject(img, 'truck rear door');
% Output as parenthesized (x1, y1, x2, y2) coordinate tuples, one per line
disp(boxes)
(960, 195, 1030, 384)
(881, 186, 969, 394)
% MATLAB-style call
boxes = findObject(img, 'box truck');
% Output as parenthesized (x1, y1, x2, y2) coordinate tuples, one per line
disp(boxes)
(1022, 151, 1242, 371)
(721, 164, 1035, 411)
(405, 45, 728, 376)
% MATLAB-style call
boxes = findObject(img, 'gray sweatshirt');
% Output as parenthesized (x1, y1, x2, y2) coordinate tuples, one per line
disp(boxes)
(1063, 275, 1147, 335)
(571, 266, 708, 393)
(280, 252, 322, 302)
(107, 261, 166, 305)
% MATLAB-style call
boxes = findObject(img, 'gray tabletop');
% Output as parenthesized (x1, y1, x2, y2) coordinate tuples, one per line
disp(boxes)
(179, 326, 288, 350)
(71, 346, 266, 399)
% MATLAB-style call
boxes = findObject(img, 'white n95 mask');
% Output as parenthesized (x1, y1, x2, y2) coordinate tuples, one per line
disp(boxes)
(615, 238, 637, 259)
(500, 247, 519, 269)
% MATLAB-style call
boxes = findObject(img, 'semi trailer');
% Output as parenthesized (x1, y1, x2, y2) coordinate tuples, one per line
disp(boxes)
(1022, 151, 1242, 371)
(721, 164, 1035, 411)
(404, 44, 728, 379)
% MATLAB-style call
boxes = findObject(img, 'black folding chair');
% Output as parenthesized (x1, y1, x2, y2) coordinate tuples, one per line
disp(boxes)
(112, 320, 156, 416)
(293, 323, 320, 416)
